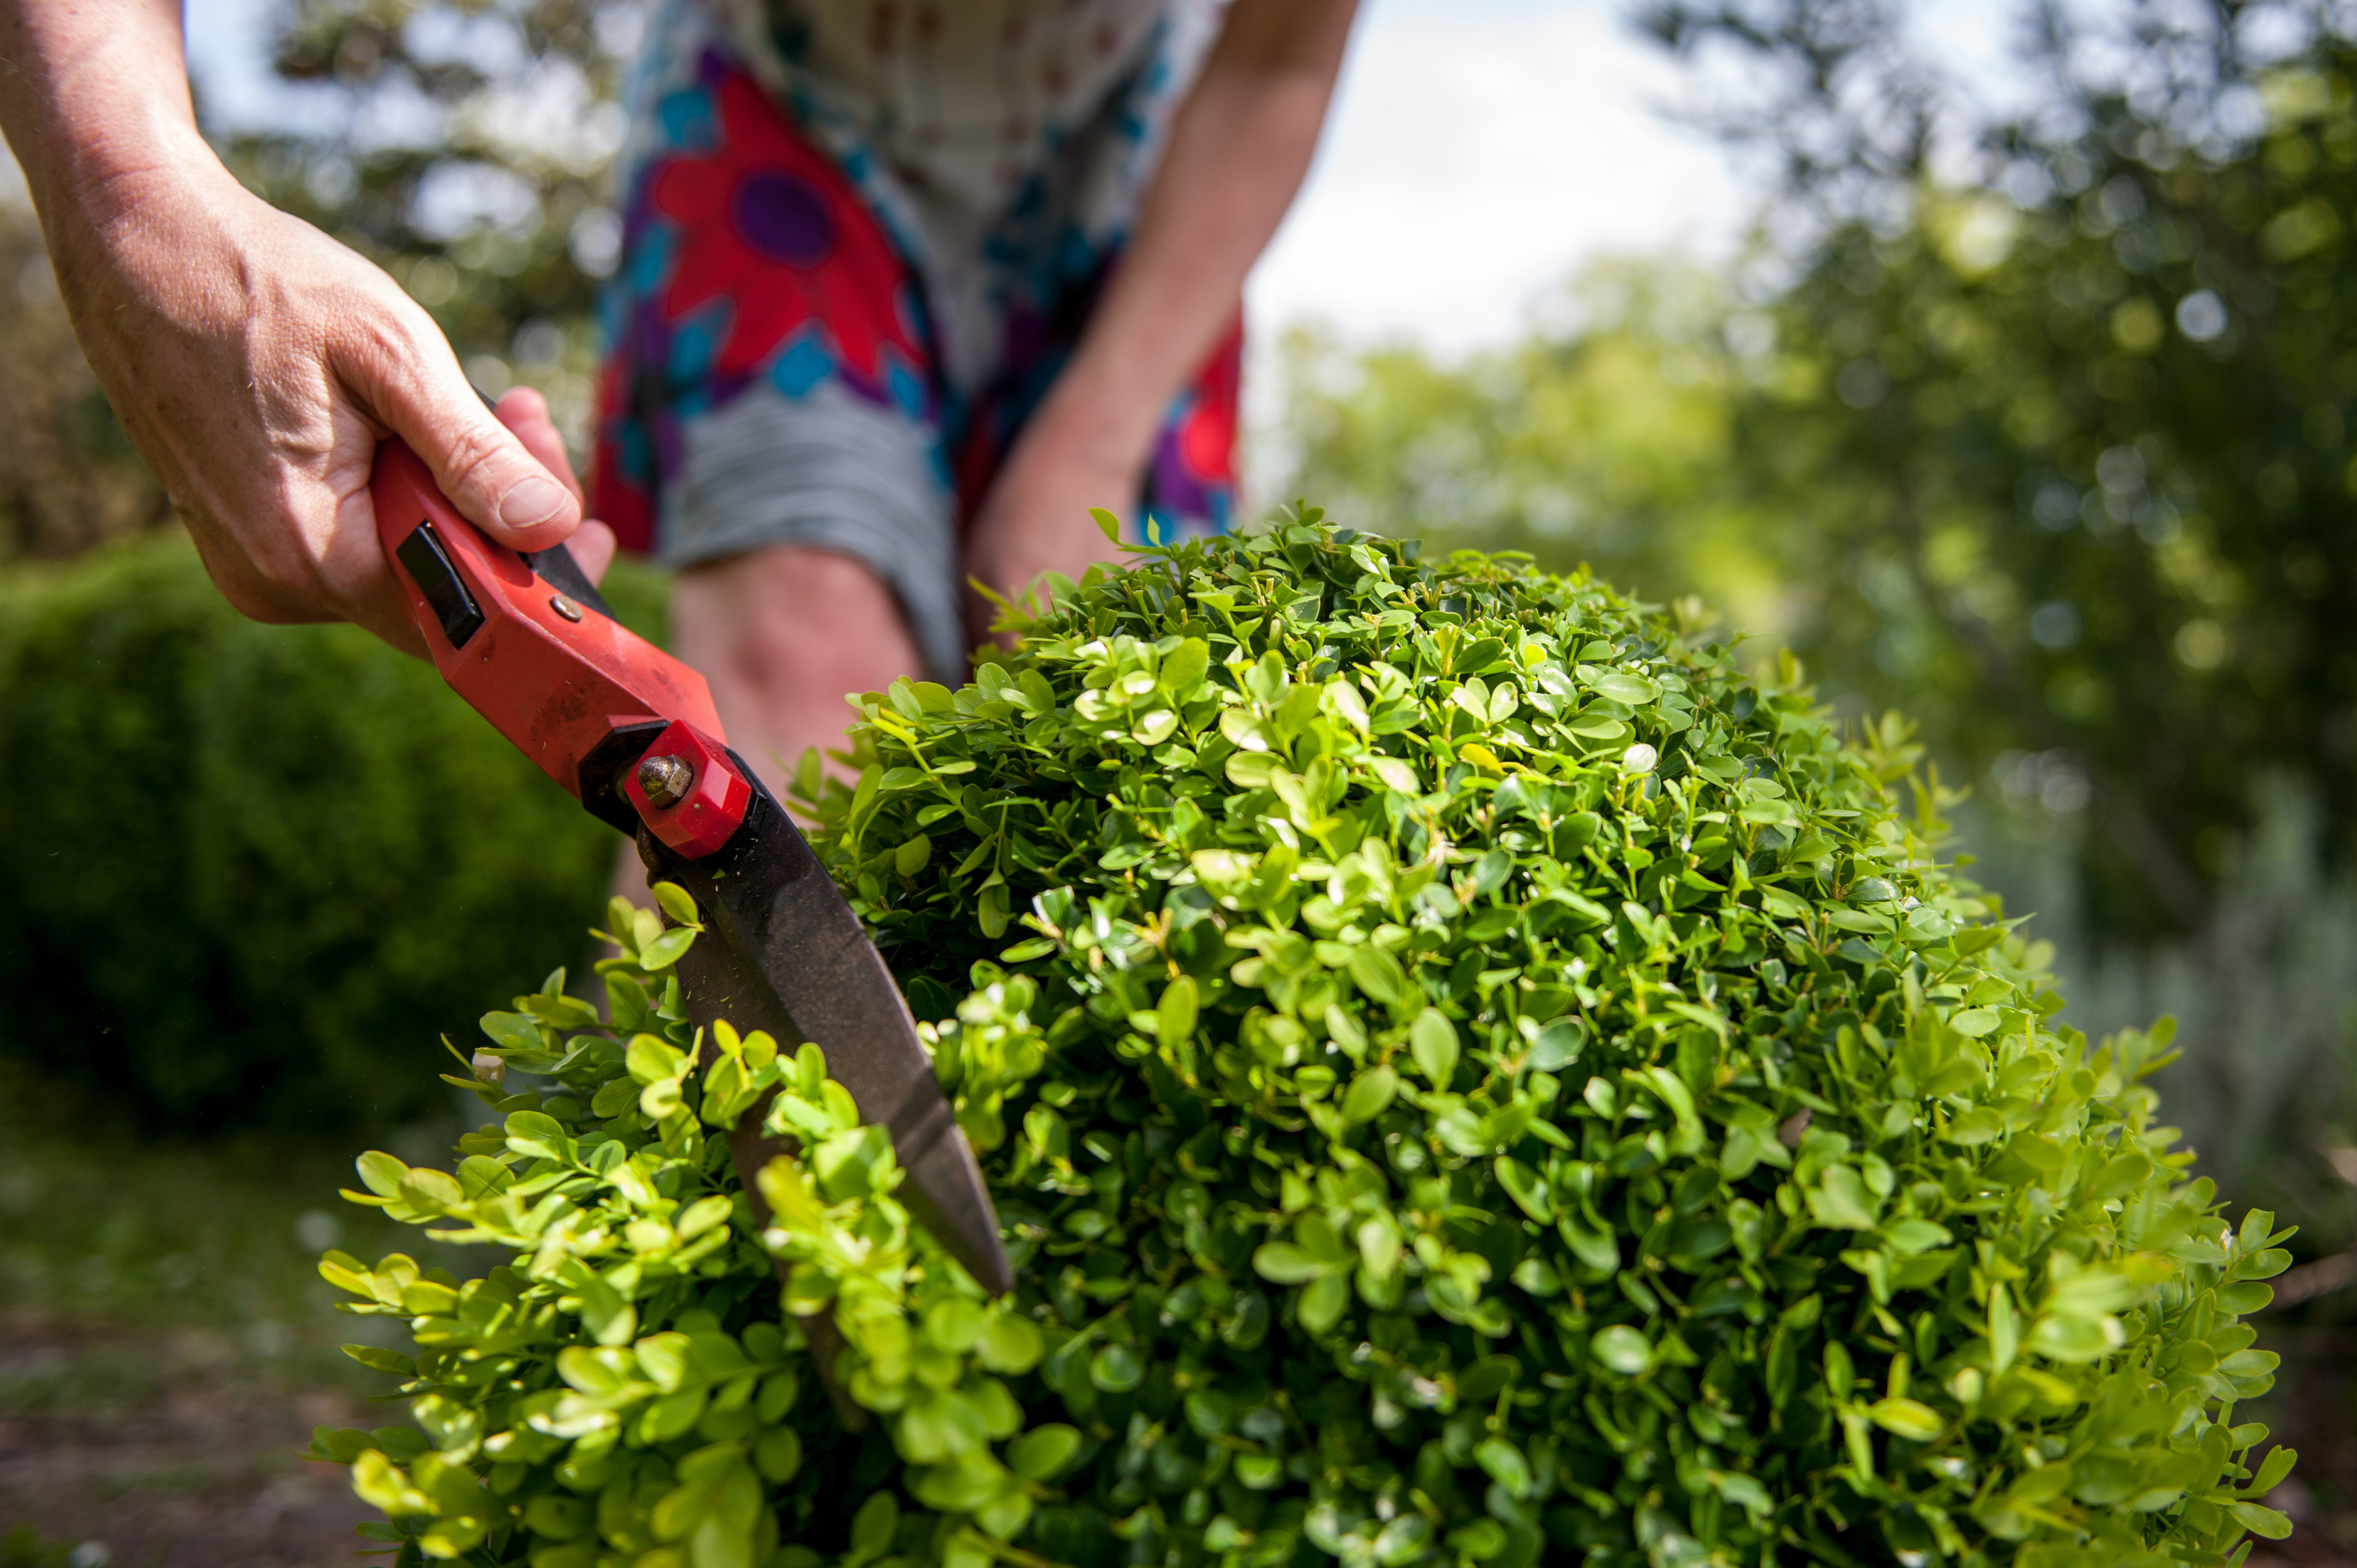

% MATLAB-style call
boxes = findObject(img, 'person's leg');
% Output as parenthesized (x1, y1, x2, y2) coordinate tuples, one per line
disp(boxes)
(671, 544, 922, 796)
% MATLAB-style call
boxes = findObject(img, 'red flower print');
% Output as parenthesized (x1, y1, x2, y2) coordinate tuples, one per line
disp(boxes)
(648, 68, 925, 401)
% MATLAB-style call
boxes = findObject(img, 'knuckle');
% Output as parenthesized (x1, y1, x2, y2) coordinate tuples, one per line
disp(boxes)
(436, 419, 512, 497)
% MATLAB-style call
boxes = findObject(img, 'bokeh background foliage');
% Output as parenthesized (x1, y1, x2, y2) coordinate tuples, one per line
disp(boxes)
(0, 540, 665, 1129)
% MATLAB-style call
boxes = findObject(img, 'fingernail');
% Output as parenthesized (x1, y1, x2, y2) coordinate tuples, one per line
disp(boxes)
(498, 475, 569, 531)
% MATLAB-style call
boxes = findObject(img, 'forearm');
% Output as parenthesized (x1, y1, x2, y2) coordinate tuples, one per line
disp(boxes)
(1036, 0, 1358, 470)
(0, 0, 217, 226)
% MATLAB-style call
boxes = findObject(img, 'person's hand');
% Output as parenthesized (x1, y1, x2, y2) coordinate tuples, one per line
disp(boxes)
(489, 386, 618, 587)
(44, 146, 594, 655)
(961, 417, 1138, 643)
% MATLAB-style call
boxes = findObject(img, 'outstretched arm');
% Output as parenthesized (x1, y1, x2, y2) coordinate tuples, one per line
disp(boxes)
(0, 0, 606, 652)
(963, 0, 1360, 626)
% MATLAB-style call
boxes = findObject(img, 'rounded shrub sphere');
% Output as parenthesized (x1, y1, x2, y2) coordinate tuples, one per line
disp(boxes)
(320, 516, 2294, 1568)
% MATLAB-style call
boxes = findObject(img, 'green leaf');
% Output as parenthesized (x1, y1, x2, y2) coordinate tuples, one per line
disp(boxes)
(1867, 1397, 1943, 1442)
(652, 881, 702, 927)
(1299, 1271, 1350, 1334)
(754, 1427, 803, 1483)
(1411, 1008, 1460, 1088)
(578, 1273, 637, 1347)
(354, 1151, 409, 1199)
(977, 1314, 1046, 1374)
(1473, 1436, 1531, 1498)
(1348, 945, 1410, 1008)
(2244, 1446, 2297, 1498)
(1588, 671, 1660, 705)
(1156, 975, 1200, 1047)
(637, 924, 698, 971)
(1807, 1165, 1880, 1229)
(1341, 1066, 1399, 1126)
(1527, 1017, 1585, 1070)
(1008, 1424, 1082, 1480)
(1089, 1343, 1144, 1392)
(849, 1493, 900, 1564)
(2228, 1502, 2294, 1540)
(1590, 1325, 1652, 1376)
(1253, 1242, 1326, 1284)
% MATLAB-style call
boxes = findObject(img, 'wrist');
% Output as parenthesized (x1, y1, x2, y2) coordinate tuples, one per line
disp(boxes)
(40, 118, 225, 230)
(1022, 358, 1166, 481)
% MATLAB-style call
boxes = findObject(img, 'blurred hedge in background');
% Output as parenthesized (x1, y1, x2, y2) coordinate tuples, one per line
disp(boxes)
(0, 536, 664, 1132)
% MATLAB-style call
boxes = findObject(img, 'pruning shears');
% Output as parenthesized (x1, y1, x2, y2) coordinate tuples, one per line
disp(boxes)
(367, 434, 1012, 1311)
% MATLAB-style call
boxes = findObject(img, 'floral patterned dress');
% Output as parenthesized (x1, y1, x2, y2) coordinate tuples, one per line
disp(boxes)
(590, 0, 1239, 678)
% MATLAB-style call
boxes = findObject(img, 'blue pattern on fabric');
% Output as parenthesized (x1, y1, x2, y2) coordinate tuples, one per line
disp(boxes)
(658, 86, 718, 151)
(629, 222, 678, 295)
(769, 326, 836, 398)
(666, 300, 730, 389)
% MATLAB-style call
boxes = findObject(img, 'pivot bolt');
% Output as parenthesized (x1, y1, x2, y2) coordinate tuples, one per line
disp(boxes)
(637, 753, 695, 808)
(550, 594, 583, 622)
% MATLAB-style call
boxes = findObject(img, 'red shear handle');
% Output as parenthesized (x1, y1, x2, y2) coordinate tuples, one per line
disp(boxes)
(370, 438, 752, 857)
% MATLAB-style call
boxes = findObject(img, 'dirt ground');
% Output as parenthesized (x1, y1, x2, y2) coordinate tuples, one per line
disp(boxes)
(0, 1315, 374, 1566)
(0, 1068, 420, 1566)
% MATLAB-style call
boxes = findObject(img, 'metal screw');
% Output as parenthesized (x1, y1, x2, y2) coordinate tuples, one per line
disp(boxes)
(637, 753, 695, 808)
(550, 594, 583, 622)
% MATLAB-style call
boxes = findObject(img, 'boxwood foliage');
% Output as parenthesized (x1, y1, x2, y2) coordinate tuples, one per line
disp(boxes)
(319, 515, 2298, 1568)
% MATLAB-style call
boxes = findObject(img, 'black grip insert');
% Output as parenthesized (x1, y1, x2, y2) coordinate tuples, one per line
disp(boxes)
(394, 520, 486, 650)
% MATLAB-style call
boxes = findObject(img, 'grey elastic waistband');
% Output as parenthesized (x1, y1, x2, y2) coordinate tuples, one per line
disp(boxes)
(657, 383, 964, 681)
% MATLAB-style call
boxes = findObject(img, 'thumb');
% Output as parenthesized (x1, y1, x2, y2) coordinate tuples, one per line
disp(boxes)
(351, 330, 583, 551)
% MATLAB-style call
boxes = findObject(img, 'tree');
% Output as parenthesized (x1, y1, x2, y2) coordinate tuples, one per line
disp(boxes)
(1638, 0, 2357, 942)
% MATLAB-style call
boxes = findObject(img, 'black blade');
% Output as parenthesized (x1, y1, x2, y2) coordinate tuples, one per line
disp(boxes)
(638, 774, 1012, 1296)
(527, 543, 614, 620)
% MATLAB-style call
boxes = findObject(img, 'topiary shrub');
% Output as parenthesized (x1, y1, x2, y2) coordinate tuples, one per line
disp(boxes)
(314, 516, 2298, 1568)
(0, 534, 668, 1132)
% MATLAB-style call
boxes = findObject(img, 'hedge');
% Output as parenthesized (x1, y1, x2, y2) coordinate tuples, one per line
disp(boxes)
(0, 532, 666, 1132)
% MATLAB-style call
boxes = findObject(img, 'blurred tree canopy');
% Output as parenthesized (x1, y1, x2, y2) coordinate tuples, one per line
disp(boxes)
(1284, 0, 2357, 951)
(0, 206, 169, 561)
(217, 0, 639, 445)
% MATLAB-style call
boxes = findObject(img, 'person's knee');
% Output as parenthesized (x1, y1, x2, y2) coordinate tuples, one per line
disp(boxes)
(676, 546, 920, 705)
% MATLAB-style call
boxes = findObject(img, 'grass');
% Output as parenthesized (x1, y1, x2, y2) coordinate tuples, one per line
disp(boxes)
(0, 1065, 490, 1565)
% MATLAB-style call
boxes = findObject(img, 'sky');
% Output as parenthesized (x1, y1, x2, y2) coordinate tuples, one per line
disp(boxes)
(1241, 0, 2022, 355)
(1243, 0, 1743, 357)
